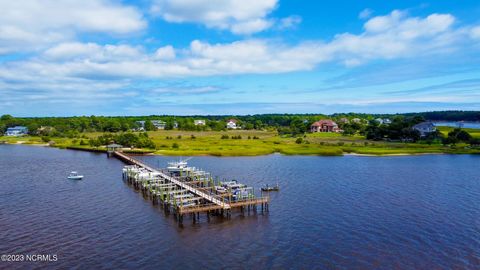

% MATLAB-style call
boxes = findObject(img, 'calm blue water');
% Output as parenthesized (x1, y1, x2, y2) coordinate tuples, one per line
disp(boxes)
(1, 145, 479, 269)
(434, 121, 480, 129)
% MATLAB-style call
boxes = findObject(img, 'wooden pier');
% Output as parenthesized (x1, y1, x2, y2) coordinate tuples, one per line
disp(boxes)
(114, 151, 269, 225)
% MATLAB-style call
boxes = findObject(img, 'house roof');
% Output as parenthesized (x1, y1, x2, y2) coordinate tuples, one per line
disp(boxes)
(311, 120, 337, 127)
(227, 119, 238, 123)
(106, 143, 123, 148)
(7, 126, 28, 130)
(151, 120, 166, 123)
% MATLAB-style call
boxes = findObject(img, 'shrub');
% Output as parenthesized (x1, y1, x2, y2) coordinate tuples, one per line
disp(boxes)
(191, 134, 196, 139)
(469, 138, 480, 147)
(337, 142, 344, 146)
(295, 138, 303, 144)
(177, 135, 182, 139)
(221, 135, 229, 139)
(172, 143, 179, 149)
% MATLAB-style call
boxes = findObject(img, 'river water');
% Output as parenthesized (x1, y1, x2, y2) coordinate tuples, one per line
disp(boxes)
(0, 145, 479, 269)
(434, 121, 480, 129)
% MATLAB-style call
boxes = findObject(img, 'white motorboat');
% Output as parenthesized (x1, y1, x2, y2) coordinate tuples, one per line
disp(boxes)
(167, 158, 193, 173)
(67, 171, 83, 180)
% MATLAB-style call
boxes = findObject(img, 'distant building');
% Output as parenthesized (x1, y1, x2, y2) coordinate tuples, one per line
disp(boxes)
(412, 122, 436, 137)
(173, 121, 178, 129)
(135, 121, 146, 131)
(194, 120, 206, 126)
(352, 118, 362, 123)
(339, 118, 349, 124)
(6, 126, 28, 136)
(311, 120, 341, 133)
(226, 119, 238, 129)
(375, 118, 391, 125)
(36, 126, 54, 135)
(135, 120, 166, 130)
(151, 120, 166, 130)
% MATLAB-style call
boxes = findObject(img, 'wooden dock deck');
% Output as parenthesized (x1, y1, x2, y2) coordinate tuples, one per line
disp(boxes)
(114, 151, 269, 224)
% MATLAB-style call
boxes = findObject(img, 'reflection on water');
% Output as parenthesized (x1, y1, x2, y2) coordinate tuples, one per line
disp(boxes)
(1, 145, 479, 269)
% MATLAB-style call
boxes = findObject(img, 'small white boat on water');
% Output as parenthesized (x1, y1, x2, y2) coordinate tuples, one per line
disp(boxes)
(67, 171, 83, 180)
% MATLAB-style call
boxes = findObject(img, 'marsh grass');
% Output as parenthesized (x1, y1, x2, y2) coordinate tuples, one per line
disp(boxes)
(2, 128, 479, 156)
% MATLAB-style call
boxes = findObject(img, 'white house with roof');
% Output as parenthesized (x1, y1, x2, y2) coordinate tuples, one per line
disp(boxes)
(226, 119, 238, 129)
(375, 118, 391, 125)
(412, 122, 436, 137)
(5, 126, 28, 136)
(135, 120, 166, 130)
(151, 120, 166, 130)
(194, 120, 206, 126)
(135, 121, 146, 131)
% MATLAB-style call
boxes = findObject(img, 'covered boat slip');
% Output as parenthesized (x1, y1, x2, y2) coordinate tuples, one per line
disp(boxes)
(116, 151, 269, 224)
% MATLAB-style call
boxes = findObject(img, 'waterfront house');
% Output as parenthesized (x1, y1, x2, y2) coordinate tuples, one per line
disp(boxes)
(151, 120, 166, 130)
(412, 122, 436, 137)
(226, 119, 238, 129)
(310, 120, 341, 133)
(5, 126, 28, 136)
(194, 120, 206, 126)
(173, 121, 178, 129)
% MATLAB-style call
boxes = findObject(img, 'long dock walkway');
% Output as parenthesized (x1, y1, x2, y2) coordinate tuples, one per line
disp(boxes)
(113, 151, 231, 209)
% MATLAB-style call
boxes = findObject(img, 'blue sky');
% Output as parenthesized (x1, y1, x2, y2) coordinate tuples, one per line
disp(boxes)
(1, 0, 480, 116)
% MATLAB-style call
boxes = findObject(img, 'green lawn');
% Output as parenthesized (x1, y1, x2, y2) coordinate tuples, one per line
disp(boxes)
(437, 126, 480, 138)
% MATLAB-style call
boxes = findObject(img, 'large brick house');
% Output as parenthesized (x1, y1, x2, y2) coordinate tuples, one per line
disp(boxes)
(310, 120, 341, 133)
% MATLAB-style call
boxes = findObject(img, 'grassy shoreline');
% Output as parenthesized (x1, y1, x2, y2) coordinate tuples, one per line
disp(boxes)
(2, 127, 479, 156)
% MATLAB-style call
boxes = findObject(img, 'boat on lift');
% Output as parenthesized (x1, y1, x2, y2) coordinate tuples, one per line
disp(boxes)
(167, 157, 193, 173)
(67, 171, 83, 180)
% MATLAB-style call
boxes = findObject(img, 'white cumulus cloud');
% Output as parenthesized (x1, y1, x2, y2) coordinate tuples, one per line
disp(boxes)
(1, 10, 480, 109)
(0, 0, 146, 54)
(150, 0, 278, 34)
